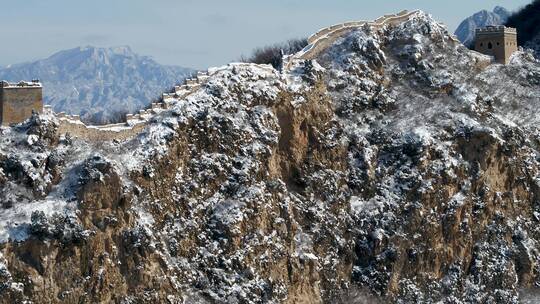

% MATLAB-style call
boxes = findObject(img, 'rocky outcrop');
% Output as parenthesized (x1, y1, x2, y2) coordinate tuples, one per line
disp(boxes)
(1, 10, 540, 304)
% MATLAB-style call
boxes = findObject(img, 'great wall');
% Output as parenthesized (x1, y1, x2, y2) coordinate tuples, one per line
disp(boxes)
(36, 10, 462, 142)
(1, 10, 509, 143)
(53, 70, 208, 142)
(284, 9, 460, 69)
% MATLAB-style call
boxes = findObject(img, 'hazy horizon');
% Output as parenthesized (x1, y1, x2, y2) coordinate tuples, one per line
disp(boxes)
(0, 0, 531, 69)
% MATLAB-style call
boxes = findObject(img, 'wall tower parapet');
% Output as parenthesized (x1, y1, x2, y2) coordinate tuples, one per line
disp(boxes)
(474, 26, 518, 64)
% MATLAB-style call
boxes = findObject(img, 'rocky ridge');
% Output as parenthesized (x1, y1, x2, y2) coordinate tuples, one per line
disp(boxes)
(1, 10, 540, 304)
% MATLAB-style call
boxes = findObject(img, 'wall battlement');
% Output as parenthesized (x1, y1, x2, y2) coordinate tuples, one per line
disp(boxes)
(476, 26, 517, 34)
(306, 10, 413, 45)
(474, 26, 518, 64)
(286, 10, 443, 70)
(52, 69, 214, 142)
(0, 80, 42, 88)
(52, 64, 281, 143)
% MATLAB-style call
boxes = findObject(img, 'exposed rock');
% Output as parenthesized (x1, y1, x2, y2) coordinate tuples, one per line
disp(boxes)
(1, 10, 540, 304)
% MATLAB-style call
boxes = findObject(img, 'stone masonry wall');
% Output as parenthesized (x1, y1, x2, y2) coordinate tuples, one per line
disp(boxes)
(284, 10, 443, 70)
(474, 27, 518, 64)
(0, 87, 43, 126)
(57, 119, 148, 142)
(53, 70, 211, 142)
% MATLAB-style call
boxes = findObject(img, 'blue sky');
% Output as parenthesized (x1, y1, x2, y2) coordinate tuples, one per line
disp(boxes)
(0, 0, 531, 69)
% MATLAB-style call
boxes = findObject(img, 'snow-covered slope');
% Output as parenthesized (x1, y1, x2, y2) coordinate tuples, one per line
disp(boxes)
(0, 46, 194, 124)
(454, 6, 510, 48)
(1, 10, 540, 304)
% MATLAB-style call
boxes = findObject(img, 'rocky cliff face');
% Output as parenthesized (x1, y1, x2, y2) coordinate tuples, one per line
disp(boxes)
(0, 46, 194, 124)
(1, 11, 540, 304)
(454, 6, 510, 48)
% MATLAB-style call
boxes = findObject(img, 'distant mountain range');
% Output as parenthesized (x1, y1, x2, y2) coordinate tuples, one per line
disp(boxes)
(0, 46, 194, 124)
(454, 6, 510, 48)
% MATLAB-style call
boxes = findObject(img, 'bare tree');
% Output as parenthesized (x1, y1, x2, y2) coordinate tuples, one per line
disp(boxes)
(241, 38, 308, 69)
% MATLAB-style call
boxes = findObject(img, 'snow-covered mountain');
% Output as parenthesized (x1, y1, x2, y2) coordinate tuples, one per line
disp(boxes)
(454, 6, 510, 47)
(0, 46, 194, 124)
(2, 10, 540, 304)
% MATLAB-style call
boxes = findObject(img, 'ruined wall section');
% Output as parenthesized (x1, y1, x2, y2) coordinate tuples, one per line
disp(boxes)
(56, 116, 147, 142)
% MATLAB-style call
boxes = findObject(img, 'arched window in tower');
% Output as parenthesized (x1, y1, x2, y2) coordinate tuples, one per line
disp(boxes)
(488, 42, 493, 49)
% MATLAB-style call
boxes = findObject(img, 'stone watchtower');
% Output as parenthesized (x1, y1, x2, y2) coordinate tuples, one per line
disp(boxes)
(0, 80, 43, 126)
(474, 26, 518, 64)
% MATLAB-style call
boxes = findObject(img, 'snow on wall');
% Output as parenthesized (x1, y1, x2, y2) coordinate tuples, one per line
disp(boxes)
(287, 10, 459, 70)
(52, 71, 211, 142)
(51, 64, 276, 143)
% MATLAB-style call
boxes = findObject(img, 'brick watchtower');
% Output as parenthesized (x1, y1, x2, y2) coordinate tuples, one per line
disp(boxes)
(474, 26, 518, 64)
(0, 80, 43, 126)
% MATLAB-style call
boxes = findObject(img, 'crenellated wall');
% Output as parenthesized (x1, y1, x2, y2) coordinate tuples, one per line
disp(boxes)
(53, 69, 225, 142)
(285, 10, 458, 70)
(474, 26, 518, 64)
